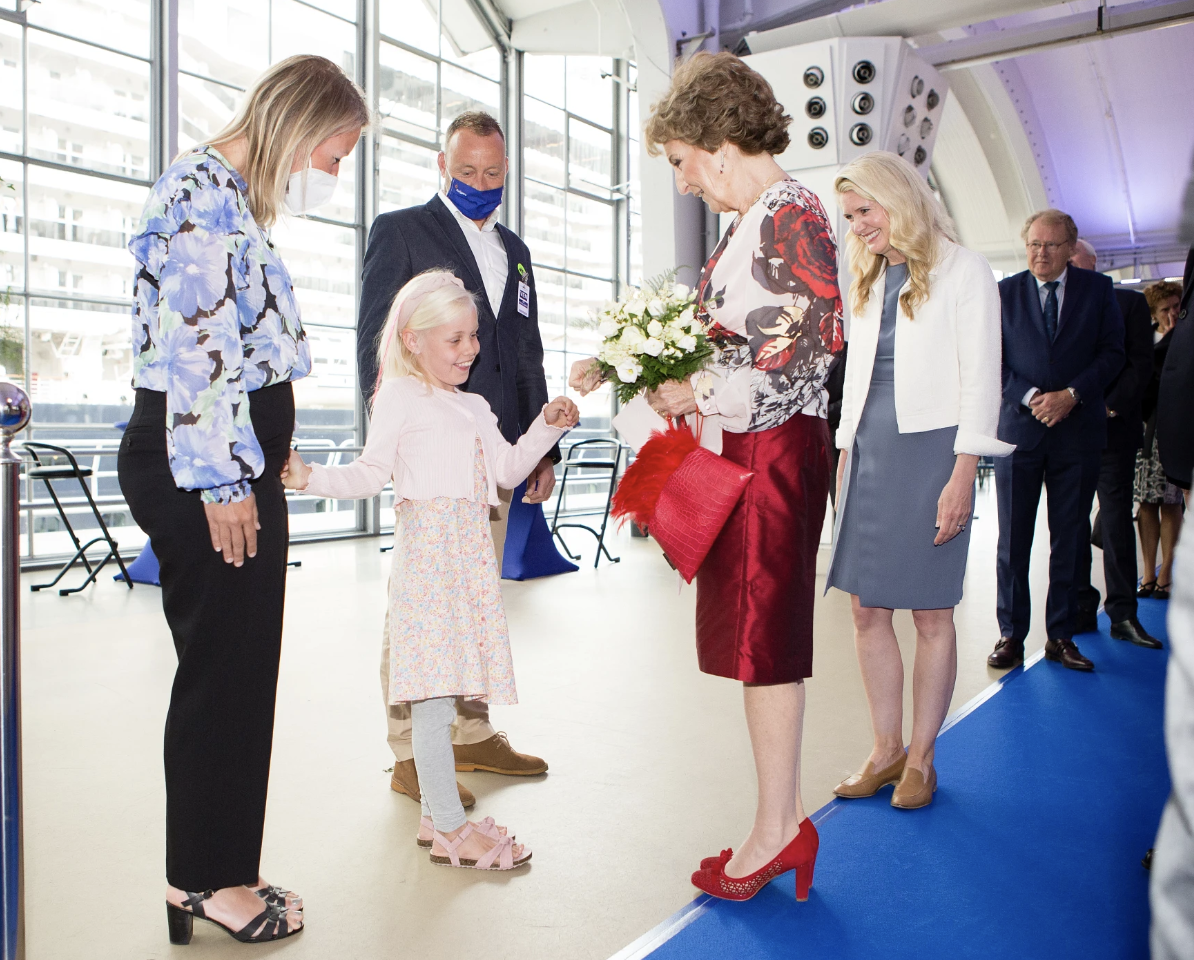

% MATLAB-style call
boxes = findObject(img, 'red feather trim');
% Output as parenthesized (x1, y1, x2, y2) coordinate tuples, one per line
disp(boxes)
(611, 422, 699, 530)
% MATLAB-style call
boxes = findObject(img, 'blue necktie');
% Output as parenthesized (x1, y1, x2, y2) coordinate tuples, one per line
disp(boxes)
(1043, 280, 1059, 342)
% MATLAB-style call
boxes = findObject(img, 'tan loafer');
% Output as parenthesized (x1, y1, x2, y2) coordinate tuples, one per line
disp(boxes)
(453, 733, 547, 776)
(891, 764, 937, 809)
(389, 759, 476, 808)
(833, 753, 907, 799)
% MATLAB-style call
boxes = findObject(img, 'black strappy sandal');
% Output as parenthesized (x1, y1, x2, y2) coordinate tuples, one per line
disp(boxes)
(253, 883, 302, 910)
(167, 890, 303, 945)
(1154, 583, 1172, 601)
(1138, 581, 1157, 599)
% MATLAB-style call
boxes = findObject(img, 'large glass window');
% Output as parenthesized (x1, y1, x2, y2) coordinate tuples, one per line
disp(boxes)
(0, 1, 646, 560)
(1, 0, 370, 558)
(377, 0, 502, 214)
(523, 55, 640, 438)
(2, 2, 154, 560)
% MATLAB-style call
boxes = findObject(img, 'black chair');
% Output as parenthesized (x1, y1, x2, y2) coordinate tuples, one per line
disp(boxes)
(549, 438, 622, 568)
(23, 442, 132, 595)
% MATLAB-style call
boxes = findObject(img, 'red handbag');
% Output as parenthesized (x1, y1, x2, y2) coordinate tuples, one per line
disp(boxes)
(611, 416, 753, 582)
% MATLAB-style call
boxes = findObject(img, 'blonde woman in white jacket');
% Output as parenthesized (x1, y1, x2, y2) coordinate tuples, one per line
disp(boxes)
(826, 152, 1013, 809)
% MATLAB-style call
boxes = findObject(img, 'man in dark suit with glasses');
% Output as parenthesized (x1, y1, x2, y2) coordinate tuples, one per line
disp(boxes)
(987, 210, 1125, 672)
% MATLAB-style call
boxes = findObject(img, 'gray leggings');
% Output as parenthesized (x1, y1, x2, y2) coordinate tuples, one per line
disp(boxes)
(411, 696, 468, 834)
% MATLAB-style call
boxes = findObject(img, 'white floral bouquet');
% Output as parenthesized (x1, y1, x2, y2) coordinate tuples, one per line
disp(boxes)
(594, 273, 713, 404)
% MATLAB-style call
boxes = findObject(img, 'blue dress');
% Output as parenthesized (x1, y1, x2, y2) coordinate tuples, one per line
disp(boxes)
(826, 263, 973, 609)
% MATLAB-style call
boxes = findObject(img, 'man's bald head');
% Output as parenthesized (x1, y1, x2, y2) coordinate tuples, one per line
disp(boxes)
(1070, 238, 1098, 271)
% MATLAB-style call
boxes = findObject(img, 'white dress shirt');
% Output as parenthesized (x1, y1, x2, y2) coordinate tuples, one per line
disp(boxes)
(1035, 264, 1068, 317)
(1023, 265, 1069, 407)
(437, 190, 508, 315)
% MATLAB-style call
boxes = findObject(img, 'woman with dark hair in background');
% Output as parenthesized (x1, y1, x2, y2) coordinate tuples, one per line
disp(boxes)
(1136, 280, 1185, 599)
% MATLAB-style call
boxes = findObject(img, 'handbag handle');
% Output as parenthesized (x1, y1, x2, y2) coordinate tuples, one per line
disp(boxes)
(666, 412, 705, 445)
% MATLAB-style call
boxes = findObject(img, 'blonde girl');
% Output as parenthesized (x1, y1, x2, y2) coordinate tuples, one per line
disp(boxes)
(826, 151, 1011, 810)
(284, 269, 577, 870)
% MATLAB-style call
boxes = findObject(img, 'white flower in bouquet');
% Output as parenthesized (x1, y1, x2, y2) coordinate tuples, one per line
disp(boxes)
(593, 270, 714, 403)
(620, 325, 647, 353)
(616, 358, 643, 383)
(641, 337, 665, 357)
(664, 320, 688, 342)
(601, 340, 627, 365)
(598, 316, 620, 338)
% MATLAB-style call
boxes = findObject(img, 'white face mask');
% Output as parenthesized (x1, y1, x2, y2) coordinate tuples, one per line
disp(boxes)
(283, 167, 339, 214)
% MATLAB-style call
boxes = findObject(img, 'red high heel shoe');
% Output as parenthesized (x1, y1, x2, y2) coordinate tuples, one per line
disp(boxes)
(691, 819, 819, 902)
(699, 848, 733, 871)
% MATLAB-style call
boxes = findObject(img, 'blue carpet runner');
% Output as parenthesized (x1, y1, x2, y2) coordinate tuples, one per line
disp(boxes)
(635, 600, 1171, 960)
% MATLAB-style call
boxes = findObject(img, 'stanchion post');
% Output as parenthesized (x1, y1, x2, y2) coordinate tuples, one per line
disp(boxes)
(0, 382, 30, 960)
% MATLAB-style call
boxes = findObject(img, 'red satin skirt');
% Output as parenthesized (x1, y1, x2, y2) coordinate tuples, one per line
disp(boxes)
(695, 412, 831, 684)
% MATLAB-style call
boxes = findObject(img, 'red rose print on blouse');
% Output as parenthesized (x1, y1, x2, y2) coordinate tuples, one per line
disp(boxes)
(760, 205, 842, 302)
(696, 180, 844, 430)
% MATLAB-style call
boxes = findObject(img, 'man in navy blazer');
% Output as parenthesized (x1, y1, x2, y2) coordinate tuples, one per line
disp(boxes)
(357, 112, 554, 807)
(988, 210, 1125, 672)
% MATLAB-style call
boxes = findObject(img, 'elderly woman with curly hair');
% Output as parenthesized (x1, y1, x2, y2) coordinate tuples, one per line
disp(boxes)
(574, 51, 843, 902)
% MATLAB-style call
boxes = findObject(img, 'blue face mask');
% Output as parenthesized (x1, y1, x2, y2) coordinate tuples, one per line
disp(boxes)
(447, 178, 504, 220)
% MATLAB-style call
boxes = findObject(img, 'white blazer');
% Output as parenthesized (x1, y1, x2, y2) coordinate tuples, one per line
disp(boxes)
(836, 240, 1015, 458)
(304, 376, 565, 506)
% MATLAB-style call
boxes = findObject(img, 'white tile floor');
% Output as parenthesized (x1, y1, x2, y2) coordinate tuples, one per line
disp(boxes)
(20, 484, 1086, 959)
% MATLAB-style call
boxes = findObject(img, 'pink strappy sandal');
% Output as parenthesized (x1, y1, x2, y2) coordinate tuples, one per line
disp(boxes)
(429, 822, 532, 870)
(417, 815, 508, 849)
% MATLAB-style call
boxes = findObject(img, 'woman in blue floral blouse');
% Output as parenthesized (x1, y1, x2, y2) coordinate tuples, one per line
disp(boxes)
(117, 55, 367, 945)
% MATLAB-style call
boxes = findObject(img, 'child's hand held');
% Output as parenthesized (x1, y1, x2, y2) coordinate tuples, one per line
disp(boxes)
(543, 396, 579, 429)
(281, 449, 310, 490)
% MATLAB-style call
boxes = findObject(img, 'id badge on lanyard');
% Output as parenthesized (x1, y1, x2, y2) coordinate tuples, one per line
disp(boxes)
(516, 262, 530, 317)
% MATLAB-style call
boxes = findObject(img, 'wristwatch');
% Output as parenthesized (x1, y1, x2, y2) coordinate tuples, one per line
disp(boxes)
(1066, 386, 1080, 404)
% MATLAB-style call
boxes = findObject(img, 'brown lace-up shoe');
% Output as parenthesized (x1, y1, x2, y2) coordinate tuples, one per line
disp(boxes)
(453, 733, 548, 776)
(389, 759, 475, 808)
(987, 637, 1024, 669)
(1044, 637, 1094, 671)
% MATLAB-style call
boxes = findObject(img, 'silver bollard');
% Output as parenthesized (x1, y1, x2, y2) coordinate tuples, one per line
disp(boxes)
(0, 382, 29, 960)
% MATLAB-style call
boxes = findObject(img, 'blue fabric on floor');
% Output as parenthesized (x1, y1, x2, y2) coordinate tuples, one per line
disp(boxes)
(114, 541, 159, 586)
(645, 601, 1171, 960)
(501, 480, 579, 581)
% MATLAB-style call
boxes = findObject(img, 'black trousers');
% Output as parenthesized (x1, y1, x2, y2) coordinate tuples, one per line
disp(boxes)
(117, 384, 293, 891)
(995, 436, 1100, 642)
(1073, 441, 1139, 624)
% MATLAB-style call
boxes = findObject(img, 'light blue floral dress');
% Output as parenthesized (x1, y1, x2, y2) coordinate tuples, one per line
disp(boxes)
(128, 145, 311, 505)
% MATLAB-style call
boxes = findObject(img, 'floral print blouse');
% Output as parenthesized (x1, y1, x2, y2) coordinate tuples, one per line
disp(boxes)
(128, 146, 311, 504)
(692, 179, 844, 432)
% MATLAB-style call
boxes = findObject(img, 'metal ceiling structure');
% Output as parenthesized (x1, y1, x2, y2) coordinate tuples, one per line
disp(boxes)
(448, 0, 1193, 279)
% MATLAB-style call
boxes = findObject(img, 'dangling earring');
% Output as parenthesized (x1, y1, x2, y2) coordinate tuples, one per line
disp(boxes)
(720, 150, 726, 175)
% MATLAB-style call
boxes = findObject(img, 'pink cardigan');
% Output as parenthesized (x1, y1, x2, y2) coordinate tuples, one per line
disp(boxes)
(303, 376, 566, 506)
